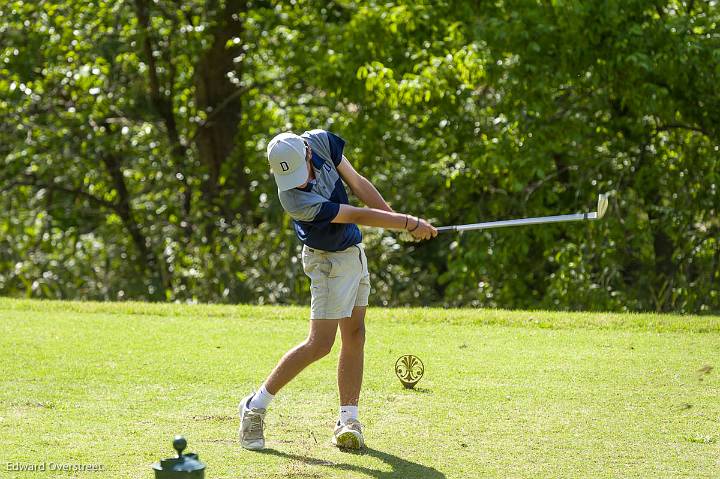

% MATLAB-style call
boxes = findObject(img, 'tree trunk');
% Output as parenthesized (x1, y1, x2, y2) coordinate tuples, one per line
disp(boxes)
(101, 154, 169, 300)
(194, 0, 249, 233)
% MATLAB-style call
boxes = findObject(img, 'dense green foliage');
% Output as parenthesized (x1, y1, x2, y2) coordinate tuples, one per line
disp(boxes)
(1, 1, 718, 312)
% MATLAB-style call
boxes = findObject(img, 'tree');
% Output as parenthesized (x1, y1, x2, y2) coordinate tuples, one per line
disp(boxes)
(1, 0, 718, 312)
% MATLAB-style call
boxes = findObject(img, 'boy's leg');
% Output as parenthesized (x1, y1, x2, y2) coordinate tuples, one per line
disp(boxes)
(264, 319, 339, 394)
(240, 319, 339, 450)
(333, 306, 366, 449)
(337, 306, 366, 408)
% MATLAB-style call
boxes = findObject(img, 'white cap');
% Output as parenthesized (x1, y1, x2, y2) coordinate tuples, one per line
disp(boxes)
(266, 132, 309, 191)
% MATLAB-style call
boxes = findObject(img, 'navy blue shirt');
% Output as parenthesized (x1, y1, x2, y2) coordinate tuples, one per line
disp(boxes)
(278, 129, 362, 251)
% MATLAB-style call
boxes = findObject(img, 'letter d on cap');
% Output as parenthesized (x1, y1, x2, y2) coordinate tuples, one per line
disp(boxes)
(280, 161, 289, 172)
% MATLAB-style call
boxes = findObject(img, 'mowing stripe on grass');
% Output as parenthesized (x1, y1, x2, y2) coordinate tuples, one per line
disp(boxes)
(1, 297, 718, 333)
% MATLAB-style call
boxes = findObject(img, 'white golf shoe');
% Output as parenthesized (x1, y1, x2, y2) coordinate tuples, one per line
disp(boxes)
(239, 393, 266, 450)
(332, 418, 364, 449)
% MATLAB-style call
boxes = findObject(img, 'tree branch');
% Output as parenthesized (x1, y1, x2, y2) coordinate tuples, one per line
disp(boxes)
(4, 173, 119, 211)
(655, 122, 710, 137)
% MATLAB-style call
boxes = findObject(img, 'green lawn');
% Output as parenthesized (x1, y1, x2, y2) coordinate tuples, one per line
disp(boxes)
(0, 298, 718, 478)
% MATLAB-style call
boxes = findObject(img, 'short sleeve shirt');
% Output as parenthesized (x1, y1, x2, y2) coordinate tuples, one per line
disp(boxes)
(278, 129, 362, 252)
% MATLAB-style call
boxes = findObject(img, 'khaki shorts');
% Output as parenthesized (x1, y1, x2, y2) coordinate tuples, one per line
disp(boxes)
(301, 243, 370, 320)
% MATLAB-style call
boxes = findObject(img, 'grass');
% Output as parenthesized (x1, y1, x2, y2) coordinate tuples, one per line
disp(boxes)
(0, 297, 718, 478)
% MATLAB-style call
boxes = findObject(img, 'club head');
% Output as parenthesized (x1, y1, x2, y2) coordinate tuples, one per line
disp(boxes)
(596, 193, 609, 219)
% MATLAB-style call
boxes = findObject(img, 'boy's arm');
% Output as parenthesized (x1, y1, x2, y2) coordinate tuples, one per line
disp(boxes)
(333, 204, 406, 229)
(333, 155, 437, 240)
(332, 204, 437, 240)
(336, 156, 393, 212)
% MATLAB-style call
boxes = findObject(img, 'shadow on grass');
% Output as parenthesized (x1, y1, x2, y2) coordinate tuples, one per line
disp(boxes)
(259, 446, 445, 478)
(404, 387, 432, 394)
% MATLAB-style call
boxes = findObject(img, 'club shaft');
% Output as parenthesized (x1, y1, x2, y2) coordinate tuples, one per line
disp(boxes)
(438, 212, 598, 233)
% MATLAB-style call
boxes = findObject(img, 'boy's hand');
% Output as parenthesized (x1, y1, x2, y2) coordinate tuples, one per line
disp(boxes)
(407, 216, 438, 241)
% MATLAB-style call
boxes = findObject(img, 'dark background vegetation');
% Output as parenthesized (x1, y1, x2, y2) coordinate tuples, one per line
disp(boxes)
(1, 0, 718, 312)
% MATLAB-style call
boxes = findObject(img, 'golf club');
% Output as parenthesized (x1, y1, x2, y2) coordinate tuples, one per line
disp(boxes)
(437, 193, 610, 234)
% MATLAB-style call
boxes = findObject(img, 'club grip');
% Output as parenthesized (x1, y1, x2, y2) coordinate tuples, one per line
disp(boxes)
(436, 226, 456, 233)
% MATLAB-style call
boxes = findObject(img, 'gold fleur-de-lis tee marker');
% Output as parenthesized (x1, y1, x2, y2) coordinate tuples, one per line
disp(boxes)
(395, 355, 424, 389)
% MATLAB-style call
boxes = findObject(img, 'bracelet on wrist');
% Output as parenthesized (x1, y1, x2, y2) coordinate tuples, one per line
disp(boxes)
(408, 216, 421, 232)
(404, 214, 409, 230)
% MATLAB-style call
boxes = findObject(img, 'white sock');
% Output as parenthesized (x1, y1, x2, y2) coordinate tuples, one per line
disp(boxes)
(339, 405, 358, 424)
(249, 385, 274, 410)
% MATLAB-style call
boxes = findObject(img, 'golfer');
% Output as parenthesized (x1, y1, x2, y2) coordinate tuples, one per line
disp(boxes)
(239, 129, 437, 450)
